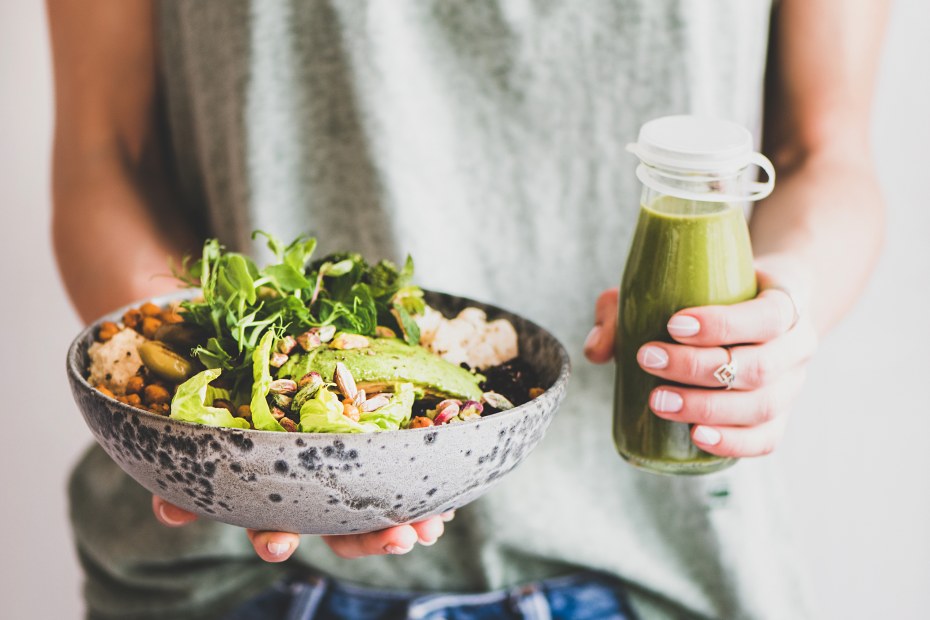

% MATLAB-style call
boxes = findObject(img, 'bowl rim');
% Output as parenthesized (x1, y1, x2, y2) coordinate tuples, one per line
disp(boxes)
(67, 288, 572, 438)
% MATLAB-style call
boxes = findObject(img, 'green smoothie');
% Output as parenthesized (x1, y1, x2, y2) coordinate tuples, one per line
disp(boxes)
(613, 196, 757, 475)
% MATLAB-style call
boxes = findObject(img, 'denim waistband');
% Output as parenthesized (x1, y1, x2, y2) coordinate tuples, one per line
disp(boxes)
(274, 571, 636, 620)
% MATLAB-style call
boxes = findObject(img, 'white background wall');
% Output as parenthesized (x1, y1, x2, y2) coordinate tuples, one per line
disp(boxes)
(1, 1, 927, 618)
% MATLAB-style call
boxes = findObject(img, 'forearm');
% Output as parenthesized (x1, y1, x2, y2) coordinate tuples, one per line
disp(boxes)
(749, 148, 884, 334)
(52, 153, 199, 324)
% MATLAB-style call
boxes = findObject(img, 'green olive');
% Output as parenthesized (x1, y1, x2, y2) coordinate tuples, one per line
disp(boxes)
(138, 341, 195, 383)
(153, 323, 203, 350)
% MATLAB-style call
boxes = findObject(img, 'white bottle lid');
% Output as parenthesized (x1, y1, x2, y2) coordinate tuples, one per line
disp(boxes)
(627, 115, 775, 202)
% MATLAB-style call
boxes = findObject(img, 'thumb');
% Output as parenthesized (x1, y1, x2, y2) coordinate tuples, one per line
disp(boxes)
(584, 288, 618, 364)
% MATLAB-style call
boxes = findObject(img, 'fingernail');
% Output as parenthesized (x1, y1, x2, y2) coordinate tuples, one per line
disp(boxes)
(693, 426, 721, 446)
(158, 504, 183, 526)
(385, 544, 413, 555)
(419, 538, 437, 547)
(267, 541, 290, 556)
(639, 346, 668, 369)
(440, 512, 456, 522)
(583, 326, 602, 353)
(668, 315, 701, 338)
(651, 389, 683, 413)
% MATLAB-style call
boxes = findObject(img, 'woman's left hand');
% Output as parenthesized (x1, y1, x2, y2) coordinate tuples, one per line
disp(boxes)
(584, 271, 818, 457)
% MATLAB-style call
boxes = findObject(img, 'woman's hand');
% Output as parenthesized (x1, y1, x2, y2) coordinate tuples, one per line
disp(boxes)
(584, 270, 818, 457)
(152, 496, 454, 562)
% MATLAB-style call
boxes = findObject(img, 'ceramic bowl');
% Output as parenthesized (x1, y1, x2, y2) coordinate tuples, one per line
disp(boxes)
(67, 291, 570, 535)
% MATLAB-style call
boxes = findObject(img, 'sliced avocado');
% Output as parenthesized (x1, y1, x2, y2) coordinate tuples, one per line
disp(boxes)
(277, 338, 483, 401)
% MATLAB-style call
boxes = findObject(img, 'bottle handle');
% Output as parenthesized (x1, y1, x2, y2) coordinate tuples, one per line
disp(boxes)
(746, 151, 776, 201)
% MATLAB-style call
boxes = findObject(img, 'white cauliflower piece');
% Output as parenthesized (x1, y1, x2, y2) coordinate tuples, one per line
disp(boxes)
(87, 328, 147, 395)
(415, 305, 519, 370)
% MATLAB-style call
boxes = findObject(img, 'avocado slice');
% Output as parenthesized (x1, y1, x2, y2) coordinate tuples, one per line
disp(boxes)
(277, 338, 484, 401)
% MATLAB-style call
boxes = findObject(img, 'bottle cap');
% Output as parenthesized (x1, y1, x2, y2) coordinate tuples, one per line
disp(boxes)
(627, 115, 775, 202)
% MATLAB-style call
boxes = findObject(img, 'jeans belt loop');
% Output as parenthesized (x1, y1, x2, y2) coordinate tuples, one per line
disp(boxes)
(509, 583, 552, 620)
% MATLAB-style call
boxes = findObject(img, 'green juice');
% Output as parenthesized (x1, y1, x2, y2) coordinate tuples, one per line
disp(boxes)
(613, 196, 757, 475)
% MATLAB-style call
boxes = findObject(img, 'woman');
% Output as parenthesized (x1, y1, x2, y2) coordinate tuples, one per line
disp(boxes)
(49, 1, 887, 618)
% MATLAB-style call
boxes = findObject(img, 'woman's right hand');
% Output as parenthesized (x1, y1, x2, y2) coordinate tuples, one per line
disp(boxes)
(152, 495, 454, 562)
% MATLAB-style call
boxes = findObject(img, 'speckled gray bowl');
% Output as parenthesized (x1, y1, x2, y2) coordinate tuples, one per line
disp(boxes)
(67, 291, 570, 535)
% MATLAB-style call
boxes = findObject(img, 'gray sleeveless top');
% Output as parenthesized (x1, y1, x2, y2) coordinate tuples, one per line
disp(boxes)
(69, 2, 811, 618)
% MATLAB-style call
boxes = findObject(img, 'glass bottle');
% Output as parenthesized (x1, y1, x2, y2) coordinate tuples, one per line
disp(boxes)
(613, 116, 775, 475)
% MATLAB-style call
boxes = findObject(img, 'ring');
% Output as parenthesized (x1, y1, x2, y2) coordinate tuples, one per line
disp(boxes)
(768, 285, 802, 331)
(713, 347, 738, 390)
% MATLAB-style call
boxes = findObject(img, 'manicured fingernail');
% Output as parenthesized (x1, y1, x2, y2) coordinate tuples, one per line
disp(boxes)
(639, 346, 668, 369)
(668, 315, 701, 338)
(419, 538, 437, 546)
(440, 512, 456, 522)
(158, 504, 183, 526)
(584, 326, 603, 353)
(651, 389, 683, 413)
(385, 544, 413, 555)
(267, 541, 290, 556)
(693, 426, 721, 446)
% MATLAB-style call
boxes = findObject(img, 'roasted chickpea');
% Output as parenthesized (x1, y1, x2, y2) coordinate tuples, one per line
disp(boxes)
(98, 321, 119, 342)
(141, 316, 163, 340)
(143, 384, 171, 405)
(122, 308, 143, 329)
(94, 384, 115, 399)
(125, 376, 144, 395)
(409, 416, 434, 428)
(140, 302, 162, 317)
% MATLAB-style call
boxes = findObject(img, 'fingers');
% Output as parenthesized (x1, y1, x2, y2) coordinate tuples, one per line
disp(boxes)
(667, 288, 799, 346)
(321, 511, 452, 559)
(689, 415, 791, 458)
(152, 496, 199, 527)
(246, 529, 301, 563)
(648, 368, 807, 427)
(322, 524, 420, 559)
(584, 288, 619, 364)
(637, 321, 817, 390)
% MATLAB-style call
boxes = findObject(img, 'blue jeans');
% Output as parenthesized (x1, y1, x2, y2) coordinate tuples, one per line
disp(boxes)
(223, 572, 638, 620)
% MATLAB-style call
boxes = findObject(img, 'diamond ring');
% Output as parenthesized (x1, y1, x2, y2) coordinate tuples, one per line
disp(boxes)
(713, 348, 738, 390)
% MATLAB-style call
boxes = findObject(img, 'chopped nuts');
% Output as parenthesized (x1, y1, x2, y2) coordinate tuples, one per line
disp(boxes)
(318, 325, 336, 343)
(298, 371, 322, 388)
(409, 416, 434, 428)
(269, 379, 298, 395)
(273, 393, 293, 409)
(296, 330, 322, 351)
(277, 335, 298, 355)
(353, 389, 366, 408)
(271, 407, 288, 420)
(269, 352, 289, 368)
(482, 391, 515, 410)
(333, 362, 358, 400)
(375, 326, 396, 339)
(331, 333, 369, 350)
(236, 405, 252, 419)
(279, 417, 299, 432)
(360, 394, 391, 412)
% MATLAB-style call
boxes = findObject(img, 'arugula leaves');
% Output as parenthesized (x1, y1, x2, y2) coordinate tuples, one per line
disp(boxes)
(174, 232, 423, 395)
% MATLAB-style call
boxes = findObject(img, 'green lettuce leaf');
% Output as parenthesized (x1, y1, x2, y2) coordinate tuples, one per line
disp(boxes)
(298, 386, 379, 433)
(170, 369, 250, 429)
(360, 383, 415, 430)
(250, 332, 286, 431)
